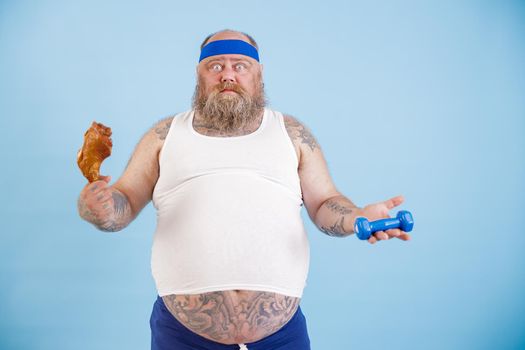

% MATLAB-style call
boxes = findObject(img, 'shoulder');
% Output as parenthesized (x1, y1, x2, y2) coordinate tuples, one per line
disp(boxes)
(282, 114, 301, 129)
(152, 115, 176, 141)
(136, 113, 178, 146)
(282, 114, 320, 153)
(145, 114, 178, 164)
(130, 115, 177, 157)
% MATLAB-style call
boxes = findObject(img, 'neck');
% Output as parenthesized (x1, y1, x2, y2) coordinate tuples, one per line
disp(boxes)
(193, 109, 264, 137)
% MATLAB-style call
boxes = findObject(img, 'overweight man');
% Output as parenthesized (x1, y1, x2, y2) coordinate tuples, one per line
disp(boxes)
(77, 29, 411, 350)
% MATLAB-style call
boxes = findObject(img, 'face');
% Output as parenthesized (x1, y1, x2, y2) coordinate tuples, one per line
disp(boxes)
(198, 54, 261, 98)
(192, 34, 266, 132)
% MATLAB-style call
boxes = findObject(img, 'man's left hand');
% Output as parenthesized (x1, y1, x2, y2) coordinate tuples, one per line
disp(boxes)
(355, 195, 412, 244)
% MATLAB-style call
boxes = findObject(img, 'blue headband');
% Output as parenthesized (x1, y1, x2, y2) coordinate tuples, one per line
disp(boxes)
(199, 39, 259, 62)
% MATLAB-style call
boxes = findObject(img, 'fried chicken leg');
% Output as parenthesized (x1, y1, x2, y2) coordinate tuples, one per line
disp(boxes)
(77, 121, 113, 183)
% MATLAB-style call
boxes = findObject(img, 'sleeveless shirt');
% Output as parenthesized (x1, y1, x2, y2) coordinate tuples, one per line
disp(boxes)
(151, 108, 310, 298)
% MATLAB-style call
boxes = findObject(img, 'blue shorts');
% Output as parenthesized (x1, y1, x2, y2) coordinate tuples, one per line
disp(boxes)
(150, 296, 311, 350)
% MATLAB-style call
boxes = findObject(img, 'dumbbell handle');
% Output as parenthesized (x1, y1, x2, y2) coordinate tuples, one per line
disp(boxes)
(354, 210, 414, 240)
(368, 218, 403, 232)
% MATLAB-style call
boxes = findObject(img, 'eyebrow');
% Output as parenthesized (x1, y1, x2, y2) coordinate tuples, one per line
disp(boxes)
(206, 57, 253, 65)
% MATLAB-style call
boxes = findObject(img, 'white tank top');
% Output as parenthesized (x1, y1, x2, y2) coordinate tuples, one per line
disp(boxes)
(151, 108, 310, 298)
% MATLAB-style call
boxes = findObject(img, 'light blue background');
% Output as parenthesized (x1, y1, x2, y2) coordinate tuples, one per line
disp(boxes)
(1, 0, 524, 349)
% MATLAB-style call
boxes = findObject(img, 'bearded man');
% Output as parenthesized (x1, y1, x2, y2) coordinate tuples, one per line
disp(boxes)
(77, 29, 411, 350)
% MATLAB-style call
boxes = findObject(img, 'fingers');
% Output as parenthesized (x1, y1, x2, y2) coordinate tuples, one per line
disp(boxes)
(397, 233, 411, 241)
(96, 190, 113, 204)
(384, 195, 404, 210)
(385, 229, 411, 241)
(368, 230, 387, 244)
(385, 228, 401, 238)
(81, 180, 112, 206)
(88, 179, 109, 194)
(375, 230, 389, 241)
(367, 229, 410, 244)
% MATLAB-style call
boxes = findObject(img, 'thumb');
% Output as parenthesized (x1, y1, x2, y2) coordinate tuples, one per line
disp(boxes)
(384, 195, 404, 210)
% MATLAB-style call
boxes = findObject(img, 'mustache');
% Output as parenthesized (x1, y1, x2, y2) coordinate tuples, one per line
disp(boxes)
(211, 82, 247, 95)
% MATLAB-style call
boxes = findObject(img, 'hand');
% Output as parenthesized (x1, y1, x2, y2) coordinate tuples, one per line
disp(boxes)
(77, 175, 113, 226)
(356, 195, 411, 244)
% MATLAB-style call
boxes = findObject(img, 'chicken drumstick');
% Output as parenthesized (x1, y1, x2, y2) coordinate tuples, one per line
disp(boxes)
(77, 121, 112, 183)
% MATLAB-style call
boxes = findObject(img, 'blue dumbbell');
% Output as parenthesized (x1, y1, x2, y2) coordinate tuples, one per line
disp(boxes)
(354, 210, 414, 240)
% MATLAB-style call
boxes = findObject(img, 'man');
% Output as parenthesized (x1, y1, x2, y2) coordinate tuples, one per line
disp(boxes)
(78, 29, 411, 350)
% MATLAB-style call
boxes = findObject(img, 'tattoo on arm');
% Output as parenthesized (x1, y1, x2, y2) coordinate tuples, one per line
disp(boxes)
(78, 189, 132, 232)
(155, 118, 173, 140)
(99, 190, 131, 232)
(320, 216, 350, 237)
(325, 198, 354, 215)
(112, 191, 128, 216)
(319, 199, 354, 237)
(284, 115, 319, 152)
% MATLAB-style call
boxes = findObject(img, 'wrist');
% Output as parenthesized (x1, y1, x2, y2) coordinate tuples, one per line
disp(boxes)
(344, 207, 363, 234)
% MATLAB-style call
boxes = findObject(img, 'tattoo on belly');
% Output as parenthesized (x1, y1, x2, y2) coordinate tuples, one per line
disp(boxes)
(162, 291, 300, 344)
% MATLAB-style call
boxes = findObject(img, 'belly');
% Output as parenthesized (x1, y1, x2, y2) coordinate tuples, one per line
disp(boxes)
(162, 290, 300, 345)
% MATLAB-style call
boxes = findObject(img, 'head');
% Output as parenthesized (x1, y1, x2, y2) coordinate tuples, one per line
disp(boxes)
(192, 30, 266, 132)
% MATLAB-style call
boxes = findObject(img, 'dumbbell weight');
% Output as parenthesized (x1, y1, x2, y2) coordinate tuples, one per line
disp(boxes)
(354, 210, 414, 240)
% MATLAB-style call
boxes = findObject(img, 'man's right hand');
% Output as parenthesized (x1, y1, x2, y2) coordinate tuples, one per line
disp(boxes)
(78, 175, 111, 218)
(76, 117, 171, 232)
(77, 175, 131, 232)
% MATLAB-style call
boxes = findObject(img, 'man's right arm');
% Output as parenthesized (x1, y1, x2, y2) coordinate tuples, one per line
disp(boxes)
(77, 117, 174, 232)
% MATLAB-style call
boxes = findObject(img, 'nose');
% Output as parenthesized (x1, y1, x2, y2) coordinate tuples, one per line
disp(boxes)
(220, 65, 236, 83)
(221, 74, 235, 83)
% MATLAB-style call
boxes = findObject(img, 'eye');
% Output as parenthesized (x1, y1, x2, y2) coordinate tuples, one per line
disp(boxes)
(234, 63, 247, 72)
(210, 63, 222, 72)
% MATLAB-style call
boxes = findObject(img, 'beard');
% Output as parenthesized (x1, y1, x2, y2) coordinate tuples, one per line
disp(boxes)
(191, 75, 267, 133)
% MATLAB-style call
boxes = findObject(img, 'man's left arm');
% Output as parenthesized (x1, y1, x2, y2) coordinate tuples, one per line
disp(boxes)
(283, 115, 410, 244)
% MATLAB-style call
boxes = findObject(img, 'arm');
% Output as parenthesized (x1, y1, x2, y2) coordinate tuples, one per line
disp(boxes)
(77, 117, 173, 232)
(283, 115, 410, 243)
(283, 115, 357, 237)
